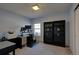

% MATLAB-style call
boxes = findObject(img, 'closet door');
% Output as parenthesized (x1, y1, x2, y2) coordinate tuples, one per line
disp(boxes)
(53, 21, 65, 47)
(44, 22, 53, 44)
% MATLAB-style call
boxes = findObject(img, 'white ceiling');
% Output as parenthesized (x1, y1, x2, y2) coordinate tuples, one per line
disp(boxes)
(0, 3, 73, 19)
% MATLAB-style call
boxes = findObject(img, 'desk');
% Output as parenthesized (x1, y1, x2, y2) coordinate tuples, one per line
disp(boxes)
(0, 41, 16, 55)
(18, 35, 29, 47)
(18, 34, 36, 48)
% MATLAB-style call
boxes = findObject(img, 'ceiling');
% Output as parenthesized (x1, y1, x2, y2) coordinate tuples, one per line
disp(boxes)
(0, 3, 73, 19)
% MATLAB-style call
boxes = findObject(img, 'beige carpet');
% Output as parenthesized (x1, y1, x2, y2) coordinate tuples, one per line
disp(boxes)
(15, 43, 72, 55)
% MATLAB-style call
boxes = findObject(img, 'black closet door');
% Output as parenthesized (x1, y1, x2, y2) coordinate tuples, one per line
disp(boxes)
(53, 21, 65, 47)
(44, 22, 53, 44)
(44, 20, 65, 47)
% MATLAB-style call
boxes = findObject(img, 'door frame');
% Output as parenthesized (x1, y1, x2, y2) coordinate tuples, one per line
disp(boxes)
(74, 4, 79, 11)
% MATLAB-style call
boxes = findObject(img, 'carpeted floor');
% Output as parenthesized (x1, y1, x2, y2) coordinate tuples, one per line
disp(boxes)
(15, 43, 72, 55)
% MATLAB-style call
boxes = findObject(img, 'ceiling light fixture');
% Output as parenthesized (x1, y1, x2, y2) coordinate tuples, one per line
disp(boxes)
(32, 4, 40, 11)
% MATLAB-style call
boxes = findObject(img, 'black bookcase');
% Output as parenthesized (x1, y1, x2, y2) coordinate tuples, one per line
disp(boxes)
(44, 20, 65, 47)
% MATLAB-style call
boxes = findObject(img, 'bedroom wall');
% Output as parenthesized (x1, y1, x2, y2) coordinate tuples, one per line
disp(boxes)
(0, 9, 31, 38)
(32, 13, 70, 46)
(68, 3, 77, 54)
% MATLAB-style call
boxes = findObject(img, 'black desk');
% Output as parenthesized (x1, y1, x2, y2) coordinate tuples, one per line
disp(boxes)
(0, 41, 16, 55)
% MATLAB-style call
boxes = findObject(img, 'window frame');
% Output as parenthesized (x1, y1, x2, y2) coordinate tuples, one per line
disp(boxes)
(34, 23, 41, 36)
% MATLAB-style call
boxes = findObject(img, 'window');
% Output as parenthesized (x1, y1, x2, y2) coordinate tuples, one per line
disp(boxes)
(34, 23, 41, 36)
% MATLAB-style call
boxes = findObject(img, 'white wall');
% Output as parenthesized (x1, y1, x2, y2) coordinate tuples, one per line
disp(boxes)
(68, 4, 78, 54)
(0, 9, 31, 38)
(75, 6, 79, 54)
(32, 13, 70, 46)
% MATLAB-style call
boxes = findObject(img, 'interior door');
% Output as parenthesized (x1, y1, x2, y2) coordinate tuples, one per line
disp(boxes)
(44, 22, 53, 44)
(53, 21, 65, 47)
